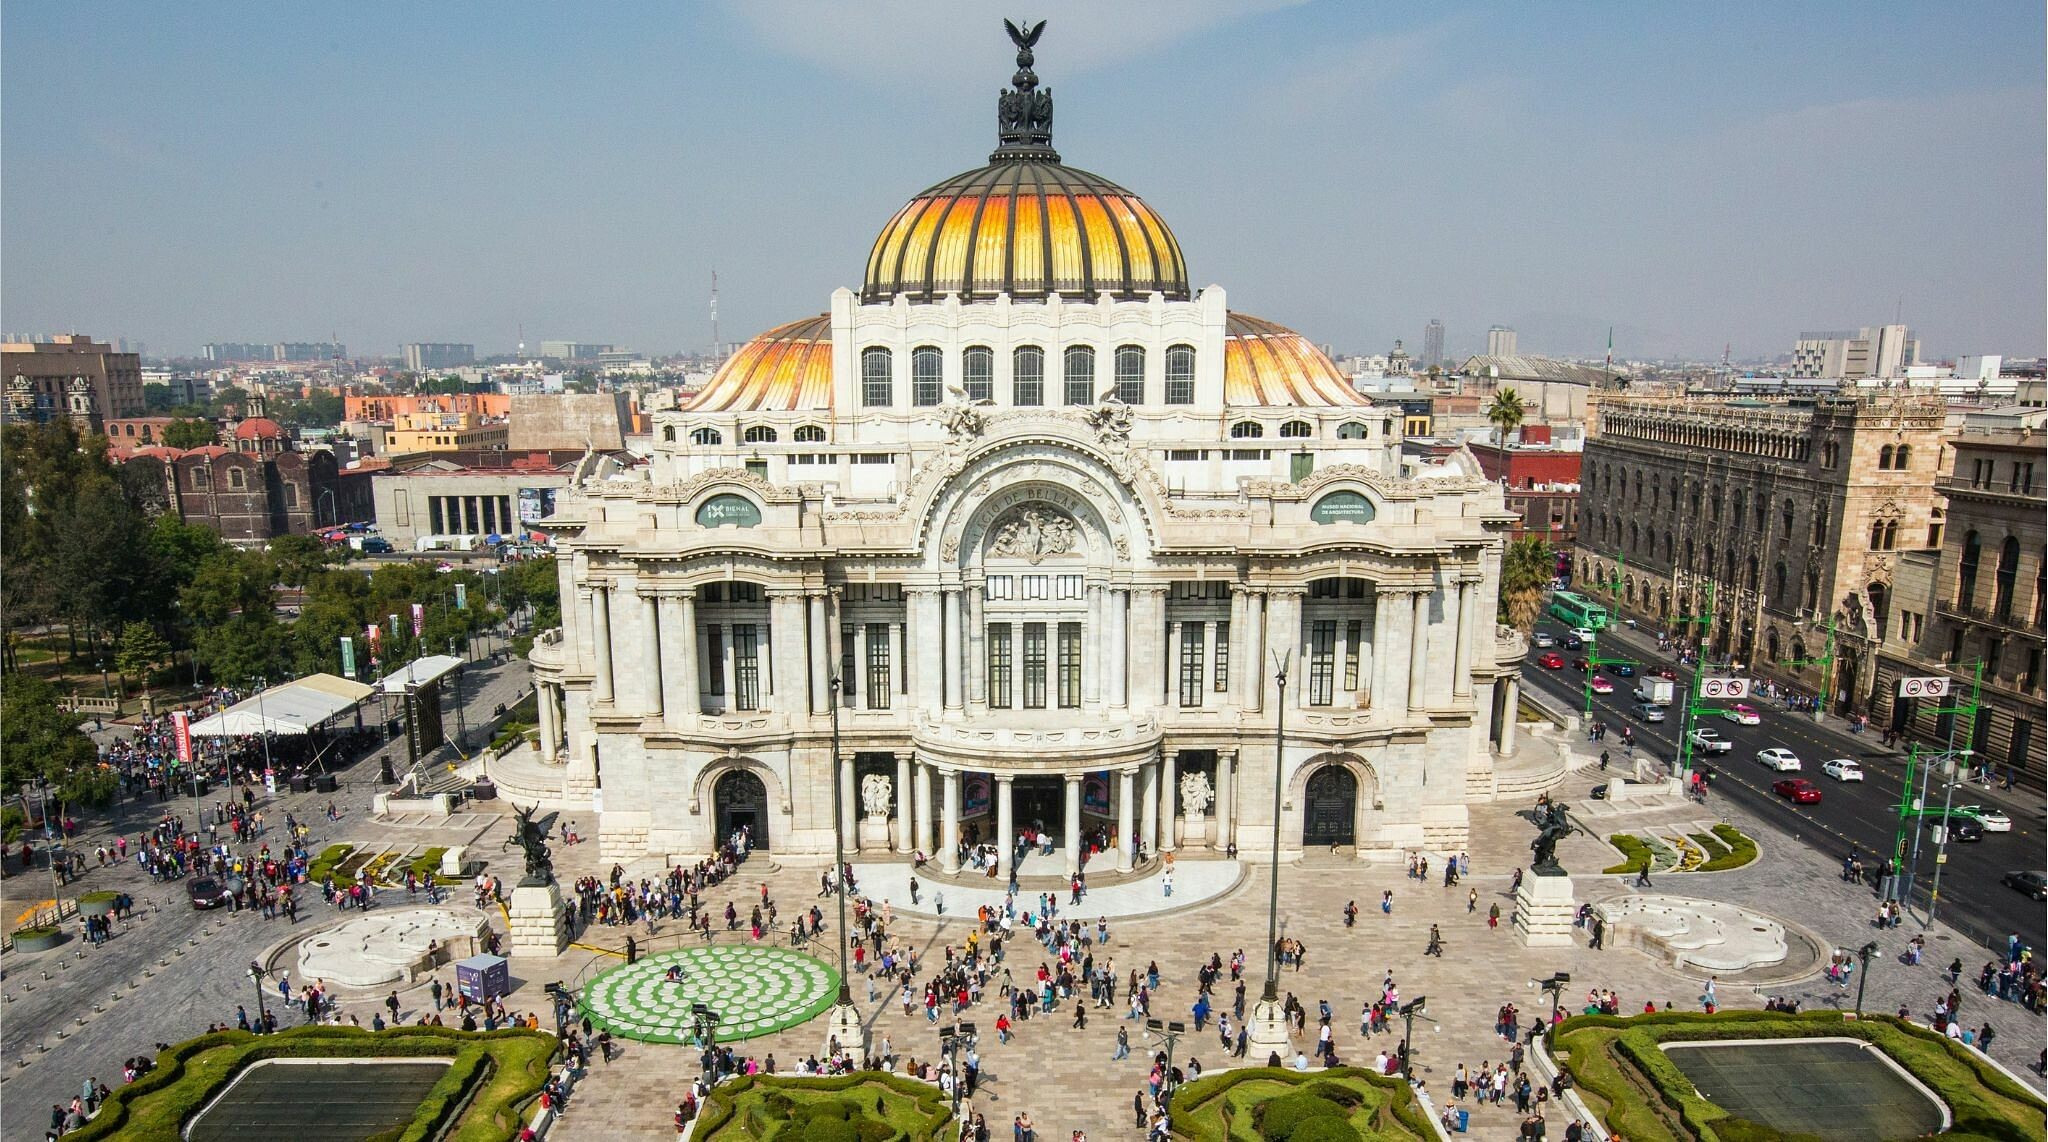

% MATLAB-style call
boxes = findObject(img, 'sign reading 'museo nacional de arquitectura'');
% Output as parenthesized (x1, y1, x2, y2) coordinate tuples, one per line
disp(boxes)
(526, 28, 1532, 877)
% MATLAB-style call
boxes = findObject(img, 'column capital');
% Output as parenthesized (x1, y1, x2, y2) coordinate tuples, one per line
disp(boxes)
(765, 586, 811, 600)
(1063, 772, 1084, 786)
(905, 585, 942, 599)
(1266, 586, 1308, 599)
(1117, 765, 1141, 777)
(993, 773, 1015, 786)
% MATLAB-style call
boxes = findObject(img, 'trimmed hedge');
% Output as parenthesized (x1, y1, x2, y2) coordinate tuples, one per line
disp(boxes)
(307, 843, 355, 883)
(695, 1073, 957, 1142)
(1605, 833, 1652, 875)
(408, 848, 449, 885)
(65, 1025, 557, 1142)
(1168, 1066, 1432, 1142)
(1687, 832, 1730, 863)
(1552, 1010, 2045, 1142)
(1698, 824, 1757, 872)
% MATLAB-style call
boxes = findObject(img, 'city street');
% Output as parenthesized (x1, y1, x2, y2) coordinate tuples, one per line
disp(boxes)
(1521, 616, 2047, 953)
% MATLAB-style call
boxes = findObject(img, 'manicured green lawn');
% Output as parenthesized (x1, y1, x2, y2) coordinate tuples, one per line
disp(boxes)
(1169, 1067, 1432, 1142)
(694, 1073, 957, 1142)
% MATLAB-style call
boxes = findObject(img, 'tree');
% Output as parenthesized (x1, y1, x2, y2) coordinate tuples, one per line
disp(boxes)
(115, 621, 172, 689)
(268, 533, 333, 587)
(277, 391, 344, 427)
(0, 676, 113, 810)
(1486, 387, 1527, 446)
(161, 418, 219, 449)
(143, 382, 180, 413)
(1499, 536, 1553, 632)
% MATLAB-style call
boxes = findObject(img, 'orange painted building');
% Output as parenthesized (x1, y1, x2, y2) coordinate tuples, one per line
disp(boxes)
(344, 392, 510, 423)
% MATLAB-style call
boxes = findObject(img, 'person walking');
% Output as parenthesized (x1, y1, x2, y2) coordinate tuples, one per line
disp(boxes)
(1114, 1026, 1130, 1060)
(1488, 902, 1501, 930)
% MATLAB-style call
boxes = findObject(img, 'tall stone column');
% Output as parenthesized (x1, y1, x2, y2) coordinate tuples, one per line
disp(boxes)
(895, 754, 914, 853)
(1452, 579, 1475, 697)
(1140, 758, 1159, 859)
(943, 590, 964, 710)
(1244, 590, 1267, 713)
(720, 623, 739, 710)
(839, 753, 858, 848)
(660, 593, 695, 727)
(1266, 588, 1304, 681)
(1063, 773, 1083, 877)
(1500, 676, 1521, 756)
(590, 585, 615, 705)
(1166, 619, 1184, 709)
(1159, 749, 1179, 853)
(1227, 587, 1249, 706)
(536, 682, 560, 758)
(1215, 749, 1235, 853)
(996, 775, 1015, 879)
(1408, 589, 1430, 714)
(808, 592, 831, 716)
(1374, 588, 1405, 716)
(911, 589, 943, 716)
(941, 769, 961, 873)
(1109, 589, 1130, 708)
(1116, 768, 1136, 872)
(966, 584, 986, 710)
(914, 761, 935, 856)
(634, 589, 662, 717)
(768, 592, 806, 715)
(1083, 584, 1104, 705)
(1131, 588, 1166, 708)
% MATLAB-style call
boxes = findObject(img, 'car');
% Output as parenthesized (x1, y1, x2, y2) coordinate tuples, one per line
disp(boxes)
(187, 877, 233, 910)
(1773, 778, 1822, 804)
(1611, 662, 1636, 678)
(1633, 702, 1667, 723)
(2002, 871, 2047, 901)
(1951, 805, 2012, 832)
(1571, 626, 1598, 642)
(1653, 667, 1678, 681)
(1538, 652, 1565, 670)
(1532, 632, 1558, 649)
(1688, 728, 1734, 754)
(1721, 703, 1762, 726)
(1821, 758, 1865, 782)
(1927, 816, 1984, 843)
(360, 537, 394, 554)
(1563, 635, 1584, 651)
(1571, 656, 1591, 672)
(1756, 748, 1802, 771)
(1589, 676, 1615, 694)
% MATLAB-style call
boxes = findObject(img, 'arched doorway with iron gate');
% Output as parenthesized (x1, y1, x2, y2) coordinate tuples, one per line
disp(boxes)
(714, 768, 770, 851)
(1301, 765, 1357, 847)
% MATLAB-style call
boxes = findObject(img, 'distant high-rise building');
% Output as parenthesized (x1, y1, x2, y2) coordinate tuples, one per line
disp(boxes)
(1790, 325, 1918, 380)
(275, 342, 346, 363)
(1486, 325, 1518, 357)
(403, 342, 477, 371)
(203, 342, 273, 362)
(1421, 319, 1445, 368)
(538, 341, 612, 362)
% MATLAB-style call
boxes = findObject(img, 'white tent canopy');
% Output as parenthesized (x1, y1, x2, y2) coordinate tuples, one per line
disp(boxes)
(377, 655, 464, 694)
(188, 674, 375, 737)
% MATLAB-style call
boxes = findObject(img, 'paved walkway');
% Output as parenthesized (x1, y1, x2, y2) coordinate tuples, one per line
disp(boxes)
(847, 857, 1242, 921)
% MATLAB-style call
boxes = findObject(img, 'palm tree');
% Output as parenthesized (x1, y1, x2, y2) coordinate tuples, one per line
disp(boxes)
(1498, 536, 1553, 632)
(1486, 387, 1527, 446)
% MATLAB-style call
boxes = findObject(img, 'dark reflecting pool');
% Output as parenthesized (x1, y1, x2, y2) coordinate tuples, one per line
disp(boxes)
(1664, 1038, 1947, 1142)
(187, 1058, 452, 1142)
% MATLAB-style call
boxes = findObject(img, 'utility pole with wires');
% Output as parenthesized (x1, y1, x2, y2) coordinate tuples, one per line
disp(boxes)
(1581, 553, 1640, 725)
(1670, 579, 1719, 782)
(1912, 662, 1983, 922)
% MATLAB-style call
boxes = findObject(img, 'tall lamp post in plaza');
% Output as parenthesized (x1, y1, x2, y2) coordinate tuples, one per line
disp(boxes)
(1145, 1018, 1189, 1105)
(1245, 651, 1294, 1064)
(1398, 996, 1431, 1078)
(1852, 941, 1879, 1018)
(248, 960, 270, 1030)
(1533, 972, 1571, 1027)
(691, 1002, 721, 1086)
(938, 1019, 977, 1114)
(823, 676, 865, 1057)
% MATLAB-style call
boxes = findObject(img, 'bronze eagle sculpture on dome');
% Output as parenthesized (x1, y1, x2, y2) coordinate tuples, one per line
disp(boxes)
(1005, 18, 1045, 54)
(997, 19, 1055, 144)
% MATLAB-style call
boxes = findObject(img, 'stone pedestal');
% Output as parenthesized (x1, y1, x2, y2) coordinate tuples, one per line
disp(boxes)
(1245, 993, 1293, 1065)
(507, 881, 570, 956)
(858, 816, 892, 853)
(1513, 872, 1577, 948)
(1179, 814, 1209, 847)
(824, 1000, 866, 1058)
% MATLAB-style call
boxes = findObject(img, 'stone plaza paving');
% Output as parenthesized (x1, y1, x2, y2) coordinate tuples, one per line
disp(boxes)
(579, 946, 840, 1044)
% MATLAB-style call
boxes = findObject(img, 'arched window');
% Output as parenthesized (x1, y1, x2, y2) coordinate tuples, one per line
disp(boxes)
(1336, 421, 1367, 440)
(1994, 534, 2020, 619)
(1746, 555, 1759, 590)
(1883, 520, 1898, 549)
(1895, 444, 1911, 468)
(227, 467, 246, 490)
(911, 346, 943, 407)
(1766, 629, 1781, 664)
(1628, 523, 1640, 552)
(861, 347, 892, 407)
(1164, 344, 1196, 404)
(1279, 420, 1313, 438)
(1804, 568, 1821, 611)
(743, 425, 778, 444)
(690, 427, 723, 446)
(1781, 500, 1795, 539)
(662, 425, 676, 442)
(963, 346, 994, 403)
(1879, 445, 1894, 469)
(1773, 562, 1787, 603)
(793, 424, 826, 443)
(1229, 421, 1265, 439)
(1063, 346, 1095, 405)
(1813, 502, 1830, 544)
(1013, 346, 1044, 406)
(1114, 345, 1144, 404)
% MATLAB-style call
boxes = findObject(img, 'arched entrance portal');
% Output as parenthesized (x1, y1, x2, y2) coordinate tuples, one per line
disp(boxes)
(1301, 766, 1357, 847)
(714, 769, 770, 851)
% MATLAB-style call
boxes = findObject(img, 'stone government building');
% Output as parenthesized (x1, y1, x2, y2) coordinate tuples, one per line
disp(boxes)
(527, 31, 1531, 872)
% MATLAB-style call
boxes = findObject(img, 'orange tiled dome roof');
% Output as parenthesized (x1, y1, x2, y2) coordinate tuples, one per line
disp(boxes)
(1223, 315, 1367, 407)
(863, 160, 1189, 304)
(683, 315, 834, 413)
(233, 416, 284, 439)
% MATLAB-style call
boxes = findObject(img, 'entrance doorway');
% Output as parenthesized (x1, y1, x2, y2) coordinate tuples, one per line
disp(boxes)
(1301, 765, 1356, 846)
(1012, 776, 1064, 842)
(714, 768, 769, 850)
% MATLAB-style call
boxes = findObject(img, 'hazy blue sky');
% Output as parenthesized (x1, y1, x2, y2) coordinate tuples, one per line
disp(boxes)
(5, 1, 2042, 362)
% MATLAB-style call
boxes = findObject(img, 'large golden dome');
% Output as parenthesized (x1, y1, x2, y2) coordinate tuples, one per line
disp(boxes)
(862, 161, 1189, 304)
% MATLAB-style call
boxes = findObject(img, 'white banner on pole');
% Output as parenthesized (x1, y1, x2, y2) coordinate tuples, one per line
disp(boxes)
(1896, 676, 1950, 698)
(1699, 676, 1751, 699)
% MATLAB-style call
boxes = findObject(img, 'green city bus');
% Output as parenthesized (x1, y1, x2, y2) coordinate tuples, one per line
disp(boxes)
(1547, 591, 1610, 631)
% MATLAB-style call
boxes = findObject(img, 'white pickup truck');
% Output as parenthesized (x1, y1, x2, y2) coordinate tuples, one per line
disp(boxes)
(1687, 727, 1735, 754)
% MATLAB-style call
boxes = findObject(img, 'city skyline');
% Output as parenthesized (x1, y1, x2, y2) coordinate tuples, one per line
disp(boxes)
(3, 2, 2042, 362)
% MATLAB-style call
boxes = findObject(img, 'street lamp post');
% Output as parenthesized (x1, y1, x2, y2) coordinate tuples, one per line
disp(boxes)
(249, 960, 270, 1030)
(1535, 973, 1571, 1029)
(1398, 996, 1430, 1078)
(1245, 652, 1294, 1064)
(938, 1019, 977, 1114)
(1853, 941, 1879, 1018)
(1145, 1018, 1188, 1106)
(98, 658, 111, 700)
(823, 676, 864, 1057)
(691, 1002, 721, 1086)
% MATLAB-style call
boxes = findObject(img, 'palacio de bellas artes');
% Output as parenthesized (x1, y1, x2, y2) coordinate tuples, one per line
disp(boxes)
(527, 50, 1527, 881)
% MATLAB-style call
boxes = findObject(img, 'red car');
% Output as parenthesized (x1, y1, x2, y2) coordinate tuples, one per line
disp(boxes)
(1772, 778, 1822, 805)
(1538, 652, 1566, 670)
(1654, 667, 1678, 681)
(1571, 656, 1591, 672)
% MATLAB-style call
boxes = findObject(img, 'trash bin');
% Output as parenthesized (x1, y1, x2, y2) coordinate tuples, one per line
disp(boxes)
(1455, 1109, 1469, 1133)
(312, 774, 338, 793)
(193, 777, 210, 796)
(289, 774, 313, 793)
(470, 779, 497, 802)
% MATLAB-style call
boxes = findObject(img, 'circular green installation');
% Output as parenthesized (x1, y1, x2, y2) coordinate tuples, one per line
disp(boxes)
(578, 945, 841, 1044)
